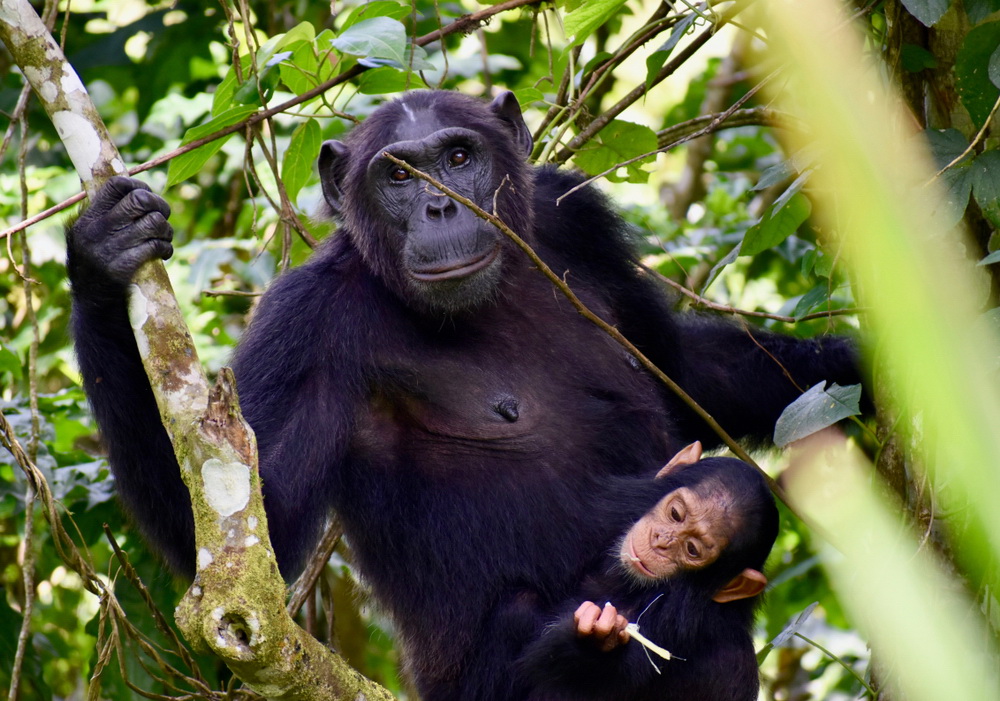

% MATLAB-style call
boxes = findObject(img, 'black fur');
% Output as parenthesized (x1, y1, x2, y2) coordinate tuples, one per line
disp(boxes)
(517, 457, 779, 701)
(67, 91, 858, 699)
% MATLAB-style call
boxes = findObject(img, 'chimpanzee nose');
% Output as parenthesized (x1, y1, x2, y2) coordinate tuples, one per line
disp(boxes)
(651, 530, 674, 550)
(426, 198, 458, 221)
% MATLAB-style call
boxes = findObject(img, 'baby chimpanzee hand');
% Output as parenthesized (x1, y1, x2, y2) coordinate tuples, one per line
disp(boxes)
(574, 601, 630, 652)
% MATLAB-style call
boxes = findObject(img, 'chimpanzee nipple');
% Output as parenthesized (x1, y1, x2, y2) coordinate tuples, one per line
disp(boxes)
(493, 396, 520, 422)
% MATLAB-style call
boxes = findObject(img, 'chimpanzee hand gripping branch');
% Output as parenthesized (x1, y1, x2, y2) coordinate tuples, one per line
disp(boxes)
(67, 90, 859, 700)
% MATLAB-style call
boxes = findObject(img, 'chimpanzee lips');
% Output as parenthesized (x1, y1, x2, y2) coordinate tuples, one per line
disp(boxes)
(410, 244, 500, 281)
(627, 536, 657, 578)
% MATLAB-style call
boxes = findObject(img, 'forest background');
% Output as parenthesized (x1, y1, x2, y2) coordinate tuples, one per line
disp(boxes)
(2, 0, 1000, 699)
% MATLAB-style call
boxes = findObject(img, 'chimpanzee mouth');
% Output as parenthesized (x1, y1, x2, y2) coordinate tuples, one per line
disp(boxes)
(410, 245, 500, 282)
(627, 537, 656, 578)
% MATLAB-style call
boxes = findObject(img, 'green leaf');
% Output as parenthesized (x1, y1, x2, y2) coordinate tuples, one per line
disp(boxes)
(774, 383, 862, 447)
(901, 43, 938, 72)
(900, 0, 951, 27)
(331, 17, 432, 70)
(933, 162, 974, 229)
(758, 603, 819, 664)
(741, 191, 811, 256)
(792, 284, 833, 319)
(572, 120, 657, 184)
(991, 44, 1000, 88)
(972, 150, 1000, 207)
(582, 51, 614, 76)
(700, 244, 741, 297)
(924, 128, 971, 169)
(973, 151, 1000, 227)
(358, 66, 420, 94)
(978, 250, 1000, 266)
(213, 53, 254, 114)
(276, 21, 316, 48)
(956, 21, 1000, 127)
(0, 345, 21, 380)
(752, 160, 795, 192)
(282, 119, 321, 202)
(645, 13, 696, 89)
(966, 0, 1000, 25)
(279, 40, 320, 96)
(315, 29, 338, 84)
(563, 0, 628, 46)
(166, 105, 258, 187)
(513, 87, 544, 108)
(341, 0, 410, 29)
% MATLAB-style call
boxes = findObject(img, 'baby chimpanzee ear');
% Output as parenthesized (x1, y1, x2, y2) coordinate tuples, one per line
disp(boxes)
(712, 568, 767, 603)
(655, 441, 703, 479)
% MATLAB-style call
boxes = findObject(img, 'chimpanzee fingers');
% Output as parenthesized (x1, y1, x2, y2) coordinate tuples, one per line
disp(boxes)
(107, 188, 171, 233)
(605, 614, 630, 651)
(574, 601, 603, 637)
(111, 240, 174, 280)
(85, 176, 152, 219)
(617, 617, 631, 644)
(593, 603, 622, 650)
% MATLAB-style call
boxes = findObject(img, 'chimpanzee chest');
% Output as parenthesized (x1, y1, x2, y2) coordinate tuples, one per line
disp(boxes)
(350, 311, 670, 479)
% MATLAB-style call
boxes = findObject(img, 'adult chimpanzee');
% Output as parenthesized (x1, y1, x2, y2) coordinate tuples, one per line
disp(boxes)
(67, 90, 856, 699)
(515, 442, 779, 701)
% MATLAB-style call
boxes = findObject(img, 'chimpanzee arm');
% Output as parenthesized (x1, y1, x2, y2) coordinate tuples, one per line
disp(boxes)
(612, 270, 861, 445)
(67, 177, 198, 575)
(669, 314, 862, 444)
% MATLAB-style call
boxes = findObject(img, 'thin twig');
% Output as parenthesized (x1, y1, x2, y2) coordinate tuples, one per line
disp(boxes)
(288, 517, 344, 618)
(103, 526, 205, 683)
(931, 91, 1000, 180)
(656, 106, 792, 149)
(9, 486, 35, 701)
(655, 272, 862, 323)
(9, 103, 42, 701)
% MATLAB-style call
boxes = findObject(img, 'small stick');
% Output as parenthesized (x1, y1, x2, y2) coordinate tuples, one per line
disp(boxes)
(625, 622, 681, 663)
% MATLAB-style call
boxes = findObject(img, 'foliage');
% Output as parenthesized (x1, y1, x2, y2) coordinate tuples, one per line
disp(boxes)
(1, 0, 998, 698)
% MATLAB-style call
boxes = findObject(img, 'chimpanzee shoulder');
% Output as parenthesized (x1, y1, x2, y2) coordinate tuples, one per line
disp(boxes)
(530, 165, 645, 285)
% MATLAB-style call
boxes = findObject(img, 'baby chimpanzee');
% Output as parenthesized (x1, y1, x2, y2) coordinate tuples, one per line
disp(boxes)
(517, 443, 779, 701)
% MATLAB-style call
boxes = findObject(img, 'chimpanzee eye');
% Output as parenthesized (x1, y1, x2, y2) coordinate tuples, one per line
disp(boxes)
(686, 542, 699, 558)
(670, 507, 682, 522)
(390, 167, 411, 182)
(448, 148, 470, 167)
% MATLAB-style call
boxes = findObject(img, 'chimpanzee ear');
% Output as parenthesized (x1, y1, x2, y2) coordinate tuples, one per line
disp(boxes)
(712, 568, 767, 603)
(655, 441, 703, 479)
(489, 90, 533, 157)
(318, 140, 350, 215)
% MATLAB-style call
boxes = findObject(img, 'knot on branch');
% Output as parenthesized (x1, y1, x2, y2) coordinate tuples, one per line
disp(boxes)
(211, 606, 263, 661)
(201, 366, 255, 460)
